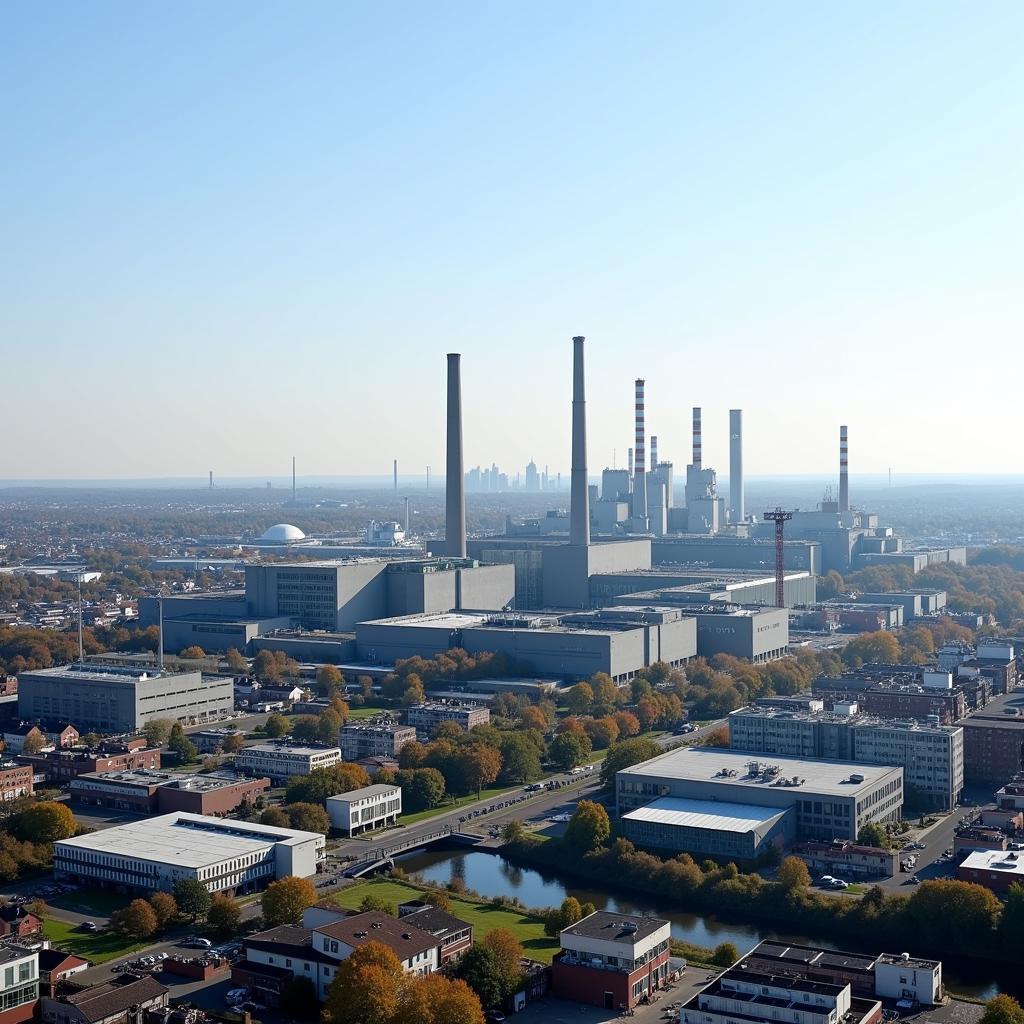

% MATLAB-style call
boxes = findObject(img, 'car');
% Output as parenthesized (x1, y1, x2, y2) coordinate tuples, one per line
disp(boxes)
(225, 989, 249, 1005)
(239, 1001, 266, 1013)
(78, 921, 99, 932)
(909, 875, 921, 885)
(569, 766, 584, 774)
(944, 848, 953, 857)
(183, 938, 212, 949)
(525, 783, 544, 792)
(818, 875, 835, 885)
(485, 1011, 507, 1023)
(830, 879, 850, 889)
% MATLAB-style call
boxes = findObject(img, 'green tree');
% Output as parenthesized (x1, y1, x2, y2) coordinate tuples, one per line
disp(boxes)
(221, 731, 246, 754)
(565, 800, 611, 852)
(565, 682, 594, 715)
(143, 717, 176, 747)
(979, 996, 1024, 1024)
(482, 928, 525, 999)
(168, 722, 198, 763)
(260, 805, 292, 828)
(8, 801, 77, 842)
(497, 732, 543, 783)
(999, 883, 1024, 942)
(264, 712, 291, 738)
(713, 942, 740, 967)
(262, 875, 317, 926)
(396, 767, 446, 812)
(358, 893, 397, 916)
(500, 820, 528, 845)
(907, 879, 1002, 949)
(111, 898, 158, 939)
(286, 762, 371, 804)
(286, 802, 331, 834)
(449, 942, 505, 1010)
(776, 856, 811, 892)
(207, 893, 242, 936)
(544, 896, 584, 936)
(857, 822, 890, 848)
(549, 730, 587, 770)
(290, 716, 321, 742)
(173, 878, 212, 922)
(599, 736, 661, 790)
(317, 708, 344, 746)
(253, 649, 282, 682)
(148, 891, 178, 929)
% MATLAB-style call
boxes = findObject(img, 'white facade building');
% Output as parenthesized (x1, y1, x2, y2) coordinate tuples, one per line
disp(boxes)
(327, 785, 401, 835)
(874, 954, 943, 1006)
(54, 812, 324, 893)
(234, 742, 341, 781)
(0, 941, 38, 1021)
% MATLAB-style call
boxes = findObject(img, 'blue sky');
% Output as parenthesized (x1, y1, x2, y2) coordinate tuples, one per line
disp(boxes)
(2, 2, 1021, 481)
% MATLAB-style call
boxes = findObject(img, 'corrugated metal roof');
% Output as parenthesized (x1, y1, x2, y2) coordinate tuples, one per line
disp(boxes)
(621, 796, 788, 833)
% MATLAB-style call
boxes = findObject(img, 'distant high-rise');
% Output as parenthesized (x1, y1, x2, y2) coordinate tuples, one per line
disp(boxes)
(525, 459, 540, 491)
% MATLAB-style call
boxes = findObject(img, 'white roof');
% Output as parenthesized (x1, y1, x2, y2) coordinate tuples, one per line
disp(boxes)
(622, 796, 788, 833)
(617, 745, 900, 797)
(54, 812, 321, 869)
(328, 784, 400, 803)
(960, 850, 1024, 876)
(260, 523, 306, 542)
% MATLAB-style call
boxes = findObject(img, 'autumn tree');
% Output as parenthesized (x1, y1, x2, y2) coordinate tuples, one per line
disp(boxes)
(482, 928, 525, 998)
(565, 800, 610, 852)
(979, 995, 1024, 1024)
(455, 743, 502, 797)
(323, 941, 404, 1024)
(207, 893, 242, 936)
(565, 682, 594, 715)
(776, 856, 811, 892)
(395, 974, 485, 1024)
(8, 801, 77, 842)
(148, 891, 178, 929)
(260, 805, 292, 828)
(612, 710, 641, 738)
(544, 896, 584, 936)
(221, 731, 246, 754)
(226, 648, 248, 673)
(317, 663, 344, 695)
(286, 802, 331, 834)
(111, 899, 158, 939)
(180, 646, 206, 659)
(286, 762, 371, 804)
(262, 875, 317, 926)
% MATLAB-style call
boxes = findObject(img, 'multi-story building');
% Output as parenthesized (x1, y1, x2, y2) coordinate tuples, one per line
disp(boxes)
(234, 742, 341, 781)
(790, 840, 898, 879)
(18, 739, 161, 783)
(616, 747, 903, 855)
(956, 692, 1024, 784)
(0, 761, 33, 802)
(396, 900, 473, 965)
(70, 769, 270, 815)
(957, 849, 1024, 894)
(1, 723, 79, 753)
(551, 911, 672, 1011)
(326, 784, 401, 835)
(54, 812, 324, 893)
(17, 664, 233, 734)
(811, 675, 968, 724)
(728, 705, 963, 810)
(0, 940, 39, 1024)
(340, 720, 416, 761)
(40, 975, 168, 1024)
(406, 701, 490, 735)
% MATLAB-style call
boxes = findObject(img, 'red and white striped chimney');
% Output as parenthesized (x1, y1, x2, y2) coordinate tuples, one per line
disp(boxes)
(633, 379, 647, 519)
(692, 407, 702, 469)
(839, 424, 849, 513)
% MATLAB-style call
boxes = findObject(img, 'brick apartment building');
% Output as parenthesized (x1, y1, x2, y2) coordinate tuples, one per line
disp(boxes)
(0, 761, 33, 802)
(18, 739, 161, 783)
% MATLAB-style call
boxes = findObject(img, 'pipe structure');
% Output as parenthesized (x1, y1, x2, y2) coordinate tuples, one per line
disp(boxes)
(633, 379, 647, 519)
(570, 336, 591, 546)
(692, 407, 702, 469)
(839, 425, 849, 513)
(445, 354, 467, 557)
(729, 409, 744, 524)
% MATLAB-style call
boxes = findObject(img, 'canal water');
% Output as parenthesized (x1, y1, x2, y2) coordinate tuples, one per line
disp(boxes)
(396, 848, 1019, 1000)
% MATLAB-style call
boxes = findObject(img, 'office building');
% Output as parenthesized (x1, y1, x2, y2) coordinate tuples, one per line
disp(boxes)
(956, 691, 1024, 783)
(18, 739, 161, 783)
(17, 664, 233, 734)
(69, 769, 270, 815)
(616, 746, 903, 854)
(53, 812, 325, 893)
(339, 719, 416, 761)
(551, 911, 672, 1011)
(0, 941, 39, 1024)
(0, 761, 33, 802)
(406, 701, 490, 734)
(396, 900, 474, 965)
(326, 784, 401, 835)
(234, 742, 341, 781)
(790, 840, 898, 879)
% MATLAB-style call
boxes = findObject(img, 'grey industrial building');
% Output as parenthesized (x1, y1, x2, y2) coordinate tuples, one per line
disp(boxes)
(17, 664, 233, 734)
(591, 568, 816, 609)
(728, 704, 964, 809)
(615, 746, 904, 858)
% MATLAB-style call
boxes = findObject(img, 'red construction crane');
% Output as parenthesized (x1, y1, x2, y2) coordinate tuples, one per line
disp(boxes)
(763, 507, 794, 608)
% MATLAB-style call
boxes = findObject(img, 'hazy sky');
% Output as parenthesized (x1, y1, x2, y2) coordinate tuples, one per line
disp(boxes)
(3, 2, 1022, 482)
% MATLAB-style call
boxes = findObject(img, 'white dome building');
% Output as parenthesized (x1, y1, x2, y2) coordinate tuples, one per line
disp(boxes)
(259, 523, 307, 545)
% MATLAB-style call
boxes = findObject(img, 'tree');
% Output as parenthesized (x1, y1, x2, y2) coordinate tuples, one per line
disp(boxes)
(168, 722, 198, 763)
(253, 649, 282, 682)
(323, 941, 404, 1024)
(565, 682, 594, 715)
(842, 631, 901, 667)
(583, 716, 619, 750)
(636, 697, 661, 731)
(286, 762, 371, 804)
(290, 716, 321, 742)
(20, 731, 47, 755)
(180, 645, 206, 659)
(565, 800, 611, 852)
(549, 730, 587, 770)
(8, 801, 77, 842)
(262, 875, 317, 926)
(520, 705, 549, 732)
(265, 712, 291, 737)
(111, 899, 158, 939)
(318, 709, 344, 746)
(359, 893, 397, 916)
(702, 725, 731, 747)
(396, 767, 446, 812)
(979, 996, 1024, 1024)
(612, 710, 641, 738)
(599, 736, 661, 790)
(907, 879, 1002, 949)
(207, 893, 242, 936)
(260, 805, 292, 828)
(316, 663, 344, 696)
(286, 802, 331, 834)
(544, 896, 584, 936)
(857, 822, 890, 848)
(482, 928, 525, 998)
(222, 731, 246, 754)
(449, 942, 505, 1010)
(776, 856, 811, 892)
(226, 648, 249, 673)
(174, 878, 212, 922)
(423, 888, 451, 912)
(500, 820, 528, 844)
(1000, 883, 1024, 942)
(148, 891, 178, 929)
(396, 974, 485, 1024)
(713, 942, 740, 967)
(80, 732, 102, 748)
(143, 717, 176, 747)
(497, 732, 543, 783)
(454, 743, 502, 797)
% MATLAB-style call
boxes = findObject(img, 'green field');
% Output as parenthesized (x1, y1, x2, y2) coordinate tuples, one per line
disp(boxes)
(346, 706, 387, 720)
(42, 918, 153, 964)
(329, 879, 559, 962)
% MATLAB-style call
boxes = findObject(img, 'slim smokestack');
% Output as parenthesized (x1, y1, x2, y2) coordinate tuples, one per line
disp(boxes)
(393, 459, 398, 491)
(633, 379, 647, 519)
(729, 409, 744, 524)
(445, 354, 466, 557)
(570, 336, 590, 546)
(692, 407, 702, 469)
(404, 496, 410, 535)
(209, 470, 213, 490)
(426, 466, 430, 490)
(292, 456, 296, 502)
(839, 425, 849, 513)
(628, 448, 634, 475)
(650, 435, 658, 468)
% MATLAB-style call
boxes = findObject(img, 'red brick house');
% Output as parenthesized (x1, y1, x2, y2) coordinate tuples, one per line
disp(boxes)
(0, 906, 41, 938)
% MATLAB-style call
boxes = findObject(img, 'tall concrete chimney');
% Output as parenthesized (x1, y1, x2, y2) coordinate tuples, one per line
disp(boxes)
(633, 379, 648, 520)
(393, 459, 398, 491)
(628, 448, 634, 475)
(570, 336, 590, 546)
(651, 435, 658, 468)
(729, 410, 743, 524)
(445, 354, 467, 558)
(839, 424, 849, 513)
(692, 407, 702, 469)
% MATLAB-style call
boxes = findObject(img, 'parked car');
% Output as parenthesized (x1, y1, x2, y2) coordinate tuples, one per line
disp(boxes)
(225, 989, 249, 1006)
(818, 875, 836, 886)
(183, 938, 212, 949)
(485, 1011, 507, 1023)
(78, 921, 99, 932)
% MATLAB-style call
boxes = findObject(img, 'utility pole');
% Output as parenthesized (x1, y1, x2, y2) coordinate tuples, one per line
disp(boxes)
(763, 507, 794, 609)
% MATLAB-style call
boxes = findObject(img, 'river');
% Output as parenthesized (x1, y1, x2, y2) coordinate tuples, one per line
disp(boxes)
(396, 847, 1019, 1001)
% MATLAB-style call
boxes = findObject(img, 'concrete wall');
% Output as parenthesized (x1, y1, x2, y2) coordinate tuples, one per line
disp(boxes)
(692, 609, 789, 662)
(139, 592, 248, 628)
(356, 620, 461, 664)
(250, 633, 357, 662)
(542, 540, 652, 609)
(457, 563, 516, 610)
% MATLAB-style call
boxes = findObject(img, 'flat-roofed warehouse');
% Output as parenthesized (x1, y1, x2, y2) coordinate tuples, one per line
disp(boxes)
(616, 746, 903, 854)
(54, 812, 325, 893)
(17, 664, 233, 733)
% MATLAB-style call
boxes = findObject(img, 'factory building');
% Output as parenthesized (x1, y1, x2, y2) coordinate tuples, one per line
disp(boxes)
(616, 746, 903, 858)
(16, 664, 233, 734)
(355, 606, 697, 682)
(651, 537, 821, 575)
(54, 812, 325, 893)
(592, 568, 816, 608)
(728, 705, 963, 810)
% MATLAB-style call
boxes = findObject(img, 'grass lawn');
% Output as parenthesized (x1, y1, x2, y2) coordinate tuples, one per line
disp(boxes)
(397, 783, 537, 828)
(42, 918, 153, 964)
(329, 879, 559, 962)
(346, 706, 386, 720)
(50, 888, 132, 917)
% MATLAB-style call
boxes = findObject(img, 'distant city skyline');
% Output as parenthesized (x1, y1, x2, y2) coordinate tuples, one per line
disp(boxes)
(3, 2, 1021, 479)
